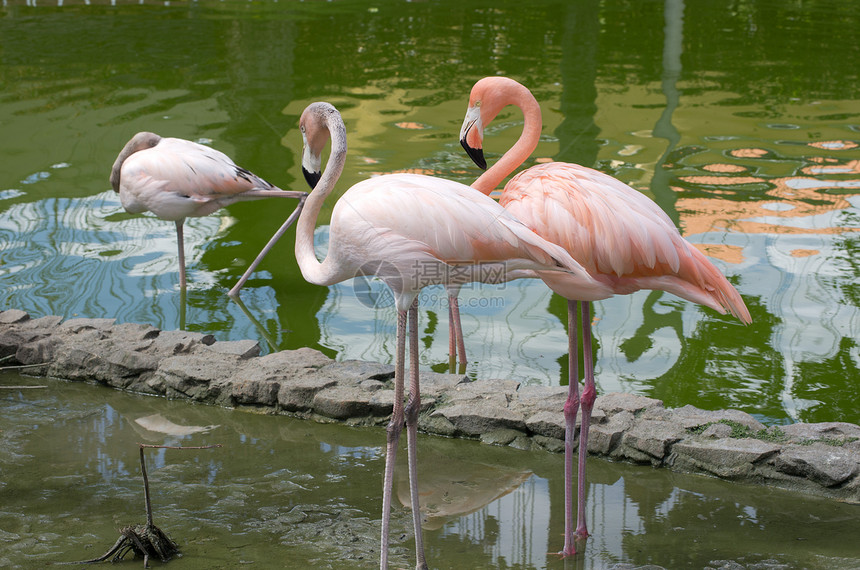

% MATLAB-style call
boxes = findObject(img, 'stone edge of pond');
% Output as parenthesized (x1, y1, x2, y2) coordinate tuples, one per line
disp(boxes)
(2, 308, 858, 504)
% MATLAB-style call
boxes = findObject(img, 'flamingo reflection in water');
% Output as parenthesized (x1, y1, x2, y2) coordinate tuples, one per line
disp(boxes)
(110, 132, 307, 290)
(456, 76, 752, 556)
(249, 101, 610, 569)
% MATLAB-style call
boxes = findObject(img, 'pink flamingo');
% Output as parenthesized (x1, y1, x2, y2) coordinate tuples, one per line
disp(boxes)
(110, 132, 307, 290)
(273, 102, 611, 569)
(457, 76, 752, 556)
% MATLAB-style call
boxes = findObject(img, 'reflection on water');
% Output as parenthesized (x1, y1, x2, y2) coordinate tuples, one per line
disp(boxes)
(0, 3, 857, 569)
(0, 2, 858, 427)
(2, 374, 858, 570)
(677, 148, 860, 422)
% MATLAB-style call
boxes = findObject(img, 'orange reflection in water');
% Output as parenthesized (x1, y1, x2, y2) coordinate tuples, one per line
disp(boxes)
(790, 249, 820, 257)
(702, 163, 748, 173)
(677, 146, 860, 263)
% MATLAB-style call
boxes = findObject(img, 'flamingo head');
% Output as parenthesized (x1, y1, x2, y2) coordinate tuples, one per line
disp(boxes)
(299, 104, 332, 189)
(109, 131, 161, 192)
(460, 76, 529, 171)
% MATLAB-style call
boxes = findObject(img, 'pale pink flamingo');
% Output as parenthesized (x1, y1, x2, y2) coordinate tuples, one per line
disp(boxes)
(110, 132, 307, 290)
(457, 76, 752, 556)
(272, 102, 611, 569)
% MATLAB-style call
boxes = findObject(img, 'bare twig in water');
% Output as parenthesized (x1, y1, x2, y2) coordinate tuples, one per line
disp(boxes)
(57, 443, 222, 566)
(0, 362, 51, 370)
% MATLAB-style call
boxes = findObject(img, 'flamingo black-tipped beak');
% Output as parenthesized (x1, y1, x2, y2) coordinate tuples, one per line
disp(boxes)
(302, 167, 322, 189)
(459, 105, 487, 170)
(460, 138, 487, 170)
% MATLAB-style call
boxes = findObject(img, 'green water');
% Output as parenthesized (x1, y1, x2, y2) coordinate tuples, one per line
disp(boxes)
(2, 373, 859, 569)
(1, 0, 858, 425)
(0, 1, 859, 567)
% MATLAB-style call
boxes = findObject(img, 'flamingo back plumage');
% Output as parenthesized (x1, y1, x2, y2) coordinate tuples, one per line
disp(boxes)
(322, 173, 613, 307)
(117, 137, 280, 221)
(502, 162, 751, 323)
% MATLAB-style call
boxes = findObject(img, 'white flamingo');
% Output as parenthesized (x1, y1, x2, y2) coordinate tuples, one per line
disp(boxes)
(110, 132, 306, 289)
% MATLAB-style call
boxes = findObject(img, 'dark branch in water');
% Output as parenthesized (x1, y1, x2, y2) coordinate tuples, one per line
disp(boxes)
(55, 443, 222, 566)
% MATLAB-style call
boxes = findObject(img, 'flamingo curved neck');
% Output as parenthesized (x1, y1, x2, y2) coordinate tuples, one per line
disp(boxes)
(471, 87, 543, 195)
(295, 113, 348, 287)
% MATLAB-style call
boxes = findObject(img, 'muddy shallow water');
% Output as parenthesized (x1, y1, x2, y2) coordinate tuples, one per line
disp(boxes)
(1, 372, 858, 569)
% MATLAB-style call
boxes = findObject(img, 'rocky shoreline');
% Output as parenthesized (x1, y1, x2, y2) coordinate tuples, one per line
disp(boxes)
(1, 308, 858, 504)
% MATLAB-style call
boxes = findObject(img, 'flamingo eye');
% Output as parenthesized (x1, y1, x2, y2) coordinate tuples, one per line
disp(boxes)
(475, 100, 481, 108)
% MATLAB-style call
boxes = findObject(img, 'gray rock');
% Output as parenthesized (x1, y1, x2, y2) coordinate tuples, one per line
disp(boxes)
(664, 404, 765, 432)
(596, 392, 663, 415)
(419, 413, 457, 437)
(481, 428, 523, 446)
(418, 371, 468, 396)
(0, 310, 30, 324)
(205, 339, 261, 359)
(15, 336, 61, 368)
(463, 378, 520, 397)
(702, 423, 733, 438)
(278, 375, 338, 412)
(156, 353, 240, 402)
(445, 379, 516, 408)
(359, 379, 385, 391)
(532, 435, 565, 453)
(243, 349, 333, 385)
(673, 439, 781, 478)
(582, 408, 607, 424)
(230, 378, 280, 406)
(525, 410, 565, 440)
(313, 386, 373, 419)
(623, 419, 686, 459)
(779, 422, 860, 442)
(151, 330, 216, 354)
(512, 384, 568, 413)
(100, 348, 161, 384)
(773, 444, 859, 487)
(58, 317, 116, 333)
(590, 411, 635, 454)
(19, 315, 63, 330)
(47, 341, 103, 381)
(317, 360, 394, 384)
(110, 322, 161, 342)
(0, 327, 51, 360)
(433, 401, 526, 436)
(368, 389, 395, 416)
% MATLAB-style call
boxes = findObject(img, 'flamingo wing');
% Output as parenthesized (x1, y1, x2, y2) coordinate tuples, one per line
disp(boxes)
(328, 173, 611, 299)
(503, 163, 751, 323)
(118, 138, 280, 220)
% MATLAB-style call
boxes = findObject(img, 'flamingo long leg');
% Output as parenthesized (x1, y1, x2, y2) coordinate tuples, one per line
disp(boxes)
(404, 300, 428, 569)
(447, 292, 467, 372)
(576, 301, 595, 539)
(447, 300, 457, 372)
(175, 220, 187, 290)
(228, 196, 307, 296)
(561, 299, 580, 557)
(380, 308, 407, 570)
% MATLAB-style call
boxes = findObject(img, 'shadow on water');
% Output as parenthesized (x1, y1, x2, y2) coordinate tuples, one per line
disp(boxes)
(1, 373, 858, 569)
